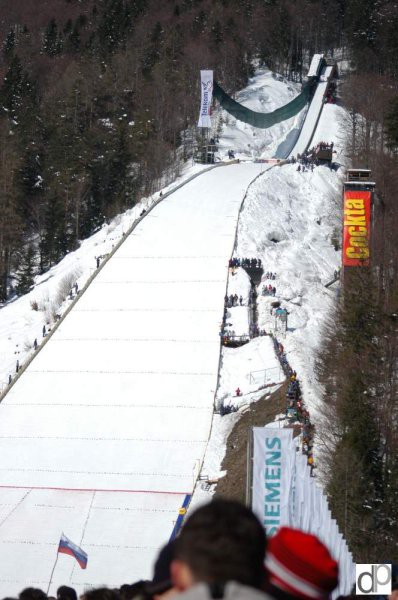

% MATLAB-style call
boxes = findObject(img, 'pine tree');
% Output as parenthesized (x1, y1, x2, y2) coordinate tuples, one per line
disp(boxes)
(43, 19, 63, 56)
(3, 29, 16, 57)
(15, 244, 37, 295)
(0, 121, 23, 300)
(385, 97, 398, 151)
(1, 55, 35, 119)
(97, 0, 132, 54)
(39, 194, 68, 271)
(142, 21, 163, 76)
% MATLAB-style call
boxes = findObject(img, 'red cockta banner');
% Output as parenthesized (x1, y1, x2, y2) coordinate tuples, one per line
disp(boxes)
(343, 190, 371, 267)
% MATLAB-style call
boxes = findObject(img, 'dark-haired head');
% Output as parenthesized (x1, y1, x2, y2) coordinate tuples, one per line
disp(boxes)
(171, 499, 266, 591)
(57, 587, 77, 600)
(80, 588, 120, 600)
(19, 589, 47, 600)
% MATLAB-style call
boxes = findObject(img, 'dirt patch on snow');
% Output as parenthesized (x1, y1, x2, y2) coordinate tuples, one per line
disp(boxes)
(215, 381, 288, 503)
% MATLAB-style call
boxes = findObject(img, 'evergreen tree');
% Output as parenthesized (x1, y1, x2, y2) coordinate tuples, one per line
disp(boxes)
(1, 55, 35, 120)
(97, 0, 132, 54)
(0, 120, 23, 300)
(43, 19, 63, 56)
(3, 29, 16, 57)
(15, 244, 37, 295)
(385, 97, 398, 151)
(40, 194, 68, 270)
(69, 23, 81, 52)
(142, 21, 163, 76)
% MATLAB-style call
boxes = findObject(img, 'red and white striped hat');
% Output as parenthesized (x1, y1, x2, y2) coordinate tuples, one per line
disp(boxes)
(265, 527, 339, 599)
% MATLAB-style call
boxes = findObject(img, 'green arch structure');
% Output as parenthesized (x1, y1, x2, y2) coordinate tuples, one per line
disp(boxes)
(213, 80, 315, 129)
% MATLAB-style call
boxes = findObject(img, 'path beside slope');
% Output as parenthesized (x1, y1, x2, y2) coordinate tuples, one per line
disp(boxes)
(215, 383, 287, 502)
(0, 162, 264, 596)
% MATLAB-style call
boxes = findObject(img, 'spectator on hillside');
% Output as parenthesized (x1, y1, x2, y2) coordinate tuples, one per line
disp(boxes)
(170, 499, 270, 600)
(264, 527, 338, 600)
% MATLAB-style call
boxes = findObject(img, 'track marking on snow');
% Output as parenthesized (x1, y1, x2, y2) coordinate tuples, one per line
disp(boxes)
(0, 541, 161, 548)
(0, 490, 30, 530)
(30, 505, 176, 513)
(73, 308, 220, 313)
(51, 338, 216, 344)
(27, 369, 214, 375)
(0, 436, 207, 443)
(112, 255, 227, 260)
(94, 280, 225, 284)
(33, 504, 76, 509)
(2, 403, 210, 409)
(0, 579, 48, 586)
(0, 485, 189, 494)
(91, 506, 177, 513)
(0, 468, 187, 477)
(70, 490, 95, 581)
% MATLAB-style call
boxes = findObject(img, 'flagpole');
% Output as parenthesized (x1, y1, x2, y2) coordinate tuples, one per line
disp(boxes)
(47, 541, 60, 596)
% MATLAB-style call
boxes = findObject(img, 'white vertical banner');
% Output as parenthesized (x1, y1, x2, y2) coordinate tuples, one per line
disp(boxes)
(312, 486, 323, 538)
(292, 453, 307, 529)
(197, 70, 213, 128)
(252, 428, 294, 536)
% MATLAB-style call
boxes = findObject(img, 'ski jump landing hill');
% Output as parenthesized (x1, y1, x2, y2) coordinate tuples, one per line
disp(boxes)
(0, 163, 266, 595)
(0, 61, 337, 596)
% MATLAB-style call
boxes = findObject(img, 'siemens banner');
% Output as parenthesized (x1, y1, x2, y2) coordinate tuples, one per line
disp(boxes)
(250, 426, 356, 597)
(198, 70, 213, 128)
(251, 427, 295, 536)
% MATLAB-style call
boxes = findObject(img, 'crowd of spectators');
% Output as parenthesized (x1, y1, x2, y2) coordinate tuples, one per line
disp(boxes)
(229, 258, 262, 270)
(225, 294, 243, 308)
(273, 338, 316, 474)
(261, 284, 276, 297)
(286, 142, 336, 172)
(8, 499, 344, 600)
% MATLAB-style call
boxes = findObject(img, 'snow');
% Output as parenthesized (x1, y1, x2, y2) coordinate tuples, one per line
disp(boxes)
(0, 65, 349, 595)
(308, 54, 324, 78)
(0, 162, 266, 595)
(311, 103, 347, 163)
(216, 336, 284, 405)
(214, 67, 306, 160)
(234, 162, 343, 416)
(290, 66, 334, 156)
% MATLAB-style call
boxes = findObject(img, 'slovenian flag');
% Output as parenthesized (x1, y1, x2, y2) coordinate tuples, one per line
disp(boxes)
(58, 533, 88, 569)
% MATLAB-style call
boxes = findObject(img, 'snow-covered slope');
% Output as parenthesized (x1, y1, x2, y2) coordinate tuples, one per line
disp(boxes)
(0, 163, 267, 595)
(0, 66, 347, 595)
(236, 160, 343, 414)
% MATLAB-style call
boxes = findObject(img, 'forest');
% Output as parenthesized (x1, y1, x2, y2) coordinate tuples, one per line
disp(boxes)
(0, 0, 398, 561)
